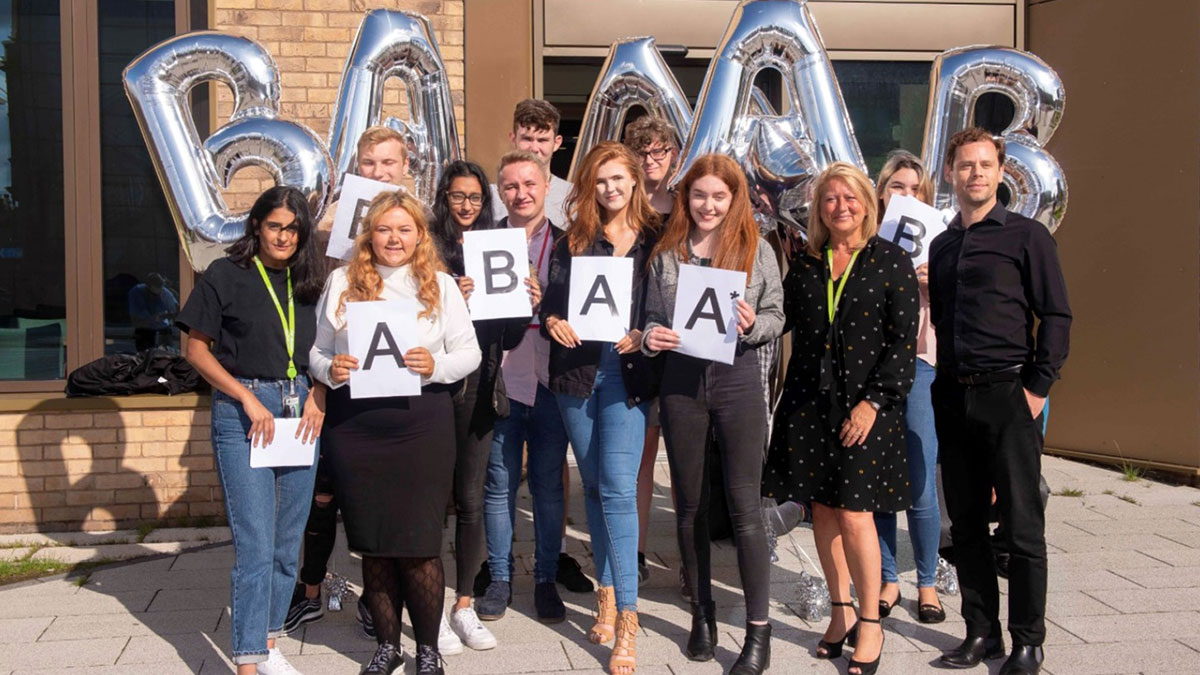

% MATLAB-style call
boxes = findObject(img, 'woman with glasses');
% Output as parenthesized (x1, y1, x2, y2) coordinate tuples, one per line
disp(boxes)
(177, 186, 326, 675)
(428, 160, 540, 654)
(622, 116, 681, 587)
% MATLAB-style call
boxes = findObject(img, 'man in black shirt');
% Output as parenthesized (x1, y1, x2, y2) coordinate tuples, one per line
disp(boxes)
(928, 128, 1071, 675)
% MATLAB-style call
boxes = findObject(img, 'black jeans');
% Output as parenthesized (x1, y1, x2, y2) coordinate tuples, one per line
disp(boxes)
(933, 374, 1047, 646)
(451, 369, 494, 597)
(659, 349, 771, 622)
(299, 452, 338, 587)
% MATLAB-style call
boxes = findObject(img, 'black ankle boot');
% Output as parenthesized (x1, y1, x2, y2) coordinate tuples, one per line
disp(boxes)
(730, 622, 771, 675)
(686, 601, 717, 661)
(415, 644, 444, 675)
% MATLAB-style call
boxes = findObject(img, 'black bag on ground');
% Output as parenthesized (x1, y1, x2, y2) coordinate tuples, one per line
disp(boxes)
(66, 348, 204, 397)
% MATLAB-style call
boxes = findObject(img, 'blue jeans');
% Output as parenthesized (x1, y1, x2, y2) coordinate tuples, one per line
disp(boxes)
(211, 377, 317, 665)
(876, 359, 940, 587)
(556, 347, 647, 610)
(485, 383, 568, 584)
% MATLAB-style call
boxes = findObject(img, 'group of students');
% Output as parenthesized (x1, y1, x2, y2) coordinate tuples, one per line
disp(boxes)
(180, 97, 1069, 675)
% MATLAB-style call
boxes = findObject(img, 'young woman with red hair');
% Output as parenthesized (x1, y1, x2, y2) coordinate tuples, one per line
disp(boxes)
(642, 153, 783, 675)
(540, 141, 660, 674)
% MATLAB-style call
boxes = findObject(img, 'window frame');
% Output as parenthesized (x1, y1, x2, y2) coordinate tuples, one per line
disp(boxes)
(0, 0, 201, 394)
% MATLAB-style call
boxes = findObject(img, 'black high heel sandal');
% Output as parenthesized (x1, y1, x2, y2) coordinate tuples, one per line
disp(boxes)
(847, 616, 883, 675)
(815, 601, 858, 659)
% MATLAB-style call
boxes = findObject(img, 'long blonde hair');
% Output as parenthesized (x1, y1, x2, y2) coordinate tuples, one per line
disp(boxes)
(338, 190, 444, 320)
(875, 150, 934, 213)
(565, 141, 659, 255)
(805, 162, 879, 258)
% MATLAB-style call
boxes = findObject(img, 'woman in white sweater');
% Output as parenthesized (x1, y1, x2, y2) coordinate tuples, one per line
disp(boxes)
(310, 190, 480, 675)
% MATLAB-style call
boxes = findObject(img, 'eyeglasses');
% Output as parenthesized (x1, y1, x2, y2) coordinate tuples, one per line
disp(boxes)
(447, 191, 484, 206)
(262, 222, 299, 235)
(637, 147, 673, 161)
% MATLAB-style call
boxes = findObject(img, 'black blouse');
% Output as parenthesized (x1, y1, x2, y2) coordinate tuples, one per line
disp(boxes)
(176, 257, 317, 380)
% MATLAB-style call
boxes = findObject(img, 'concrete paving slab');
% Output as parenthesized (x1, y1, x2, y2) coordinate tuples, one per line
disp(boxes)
(84, 566, 228, 593)
(0, 636, 128, 670)
(169, 549, 234, 571)
(1040, 639, 1198, 674)
(38, 609, 222, 641)
(1047, 533, 1191, 554)
(0, 617, 52, 644)
(1085, 587, 1200, 613)
(147, 589, 235, 613)
(12, 665, 199, 675)
(0, 548, 30, 561)
(4, 590, 154, 618)
(0, 578, 81, 597)
(30, 542, 185, 564)
(1052, 611, 1200, 643)
(115, 633, 220, 669)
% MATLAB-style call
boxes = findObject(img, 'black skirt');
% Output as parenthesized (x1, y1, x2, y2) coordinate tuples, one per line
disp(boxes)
(322, 384, 457, 557)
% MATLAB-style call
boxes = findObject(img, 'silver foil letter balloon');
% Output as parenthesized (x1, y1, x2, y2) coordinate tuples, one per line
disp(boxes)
(671, 0, 865, 231)
(920, 46, 1067, 231)
(567, 36, 694, 179)
(123, 32, 334, 271)
(327, 10, 461, 204)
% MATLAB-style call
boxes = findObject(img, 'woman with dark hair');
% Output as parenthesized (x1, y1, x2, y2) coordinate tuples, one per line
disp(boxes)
(311, 190, 481, 675)
(540, 141, 660, 675)
(426, 160, 535, 653)
(763, 162, 919, 675)
(177, 185, 326, 675)
(642, 153, 784, 675)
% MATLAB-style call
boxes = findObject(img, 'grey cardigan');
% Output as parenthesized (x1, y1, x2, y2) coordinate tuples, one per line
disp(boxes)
(642, 236, 785, 356)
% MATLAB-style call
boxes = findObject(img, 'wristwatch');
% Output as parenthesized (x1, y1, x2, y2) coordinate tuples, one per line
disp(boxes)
(866, 400, 881, 411)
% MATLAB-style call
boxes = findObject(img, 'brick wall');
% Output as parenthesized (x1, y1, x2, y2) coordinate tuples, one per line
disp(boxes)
(0, 406, 219, 534)
(213, 0, 466, 209)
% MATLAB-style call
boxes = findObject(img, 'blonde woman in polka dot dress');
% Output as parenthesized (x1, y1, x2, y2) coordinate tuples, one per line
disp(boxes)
(762, 162, 918, 675)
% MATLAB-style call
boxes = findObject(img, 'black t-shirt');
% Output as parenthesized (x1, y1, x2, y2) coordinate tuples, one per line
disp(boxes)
(176, 257, 318, 380)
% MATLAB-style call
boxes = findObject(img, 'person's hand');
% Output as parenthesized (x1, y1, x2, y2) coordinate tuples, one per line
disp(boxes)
(457, 276, 474, 301)
(527, 276, 542, 308)
(297, 385, 325, 444)
(645, 325, 680, 352)
(330, 354, 359, 385)
(839, 400, 878, 447)
(546, 316, 580, 348)
(1024, 388, 1046, 419)
(615, 329, 642, 354)
(735, 298, 756, 335)
(404, 347, 435, 376)
(915, 263, 929, 291)
(241, 395, 275, 448)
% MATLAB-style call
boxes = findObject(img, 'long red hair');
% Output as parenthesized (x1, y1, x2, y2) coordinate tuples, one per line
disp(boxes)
(565, 141, 659, 254)
(652, 154, 757, 275)
(338, 190, 444, 320)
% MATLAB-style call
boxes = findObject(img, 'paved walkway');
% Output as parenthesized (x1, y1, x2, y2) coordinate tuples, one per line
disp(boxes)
(1, 454, 1199, 674)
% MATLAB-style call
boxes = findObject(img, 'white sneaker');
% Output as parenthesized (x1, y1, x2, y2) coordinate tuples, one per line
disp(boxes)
(438, 612, 465, 655)
(449, 606, 497, 650)
(257, 647, 303, 675)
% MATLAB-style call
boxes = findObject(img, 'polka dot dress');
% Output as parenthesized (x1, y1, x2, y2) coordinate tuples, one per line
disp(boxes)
(763, 238, 919, 513)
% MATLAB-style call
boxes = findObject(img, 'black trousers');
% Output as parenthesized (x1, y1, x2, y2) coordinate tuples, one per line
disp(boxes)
(451, 369, 495, 597)
(933, 374, 1047, 646)
(299, 452, 338, 586)
(660, 349, 771, 622)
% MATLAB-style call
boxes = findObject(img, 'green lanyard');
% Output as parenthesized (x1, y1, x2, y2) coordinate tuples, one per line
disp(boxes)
(253, 256, 297, 380)
(826, 247, 860, 325)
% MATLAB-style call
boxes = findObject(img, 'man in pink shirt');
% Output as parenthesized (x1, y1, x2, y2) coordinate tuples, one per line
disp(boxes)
(476, 151, 573, 624)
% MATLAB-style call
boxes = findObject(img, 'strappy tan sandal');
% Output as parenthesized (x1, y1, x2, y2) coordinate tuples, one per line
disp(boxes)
(589, 586, 617, 644)
(609, 609, 639, 674)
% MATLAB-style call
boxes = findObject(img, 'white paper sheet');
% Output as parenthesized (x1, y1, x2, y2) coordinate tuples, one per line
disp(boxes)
(878, 194, 949, 267)
(346, 299, 423, 399)
(671, 264, 746, 365)
(326, 174, 400, 261)
(250, 418, 317, 468)
(567, 256, 632, 343)
(461, 228, 532, 320)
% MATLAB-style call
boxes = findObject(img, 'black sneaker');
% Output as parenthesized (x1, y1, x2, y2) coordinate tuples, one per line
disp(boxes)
(415, 644, 445, 675)
(283, 584, 323, 633)
(473, 561, 491, 598)
(556, 552, 594, 593)
(637, 551, 650, 586)
(535, 581, 566, 623)
(360, 641, 403, 675)
(357, 596, 376, 640)
(476, 580, 512, 620)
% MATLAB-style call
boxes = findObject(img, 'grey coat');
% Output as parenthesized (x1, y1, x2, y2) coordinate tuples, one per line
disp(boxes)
(643, 236, 785, 355)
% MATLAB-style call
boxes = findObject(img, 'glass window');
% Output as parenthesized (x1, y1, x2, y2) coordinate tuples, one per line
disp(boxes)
(0, 1, 66, 381)
(544, 58, 932, 180)
(99, 0, 179, 355)
(831, 60, 931, 177)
